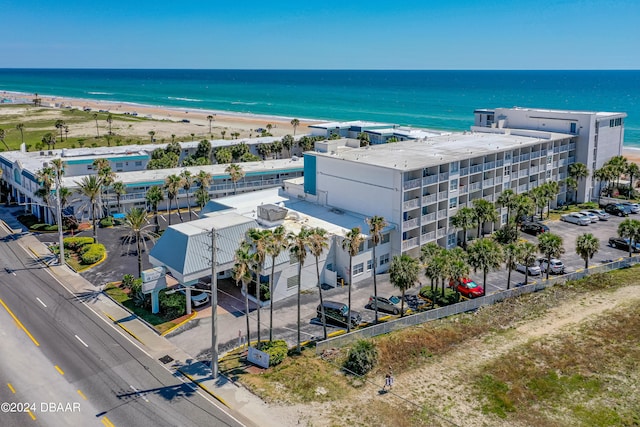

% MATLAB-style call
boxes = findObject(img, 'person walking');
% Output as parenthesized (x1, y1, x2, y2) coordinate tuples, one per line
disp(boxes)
(383, 366, 394, 392)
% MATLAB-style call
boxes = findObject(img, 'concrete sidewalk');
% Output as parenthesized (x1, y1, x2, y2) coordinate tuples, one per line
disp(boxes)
(3, 220, 279, 427)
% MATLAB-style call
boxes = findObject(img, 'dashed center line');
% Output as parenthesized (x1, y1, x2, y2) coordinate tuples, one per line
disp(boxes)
(36, 297, 47, 308)
(7, 383, 16, 393)
(75, 334, 89, 347)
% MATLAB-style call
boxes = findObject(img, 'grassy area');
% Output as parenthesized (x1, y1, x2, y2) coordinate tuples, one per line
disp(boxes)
(474, 303, 640, 426)
(217, 265, 640, 426)
(103, 283, 179, 334)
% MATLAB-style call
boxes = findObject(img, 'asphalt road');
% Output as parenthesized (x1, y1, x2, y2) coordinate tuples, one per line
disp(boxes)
(0, 230, 242, 427)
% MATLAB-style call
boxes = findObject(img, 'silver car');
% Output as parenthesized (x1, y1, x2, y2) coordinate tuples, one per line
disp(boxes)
(516, 261, 541, 276)
(368, 295, 407, 315)
(587, 209, 610, 221)
(539, 258, 565, 274)
(621, 202, 640, 214)
(579, 211, 599, 223)
(561, 212, 591, 226)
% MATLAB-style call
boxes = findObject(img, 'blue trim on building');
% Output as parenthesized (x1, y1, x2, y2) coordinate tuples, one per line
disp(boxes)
(303, 154, 316, 195)
(0, 157, 12, 168)
(64, 155, 148, 165)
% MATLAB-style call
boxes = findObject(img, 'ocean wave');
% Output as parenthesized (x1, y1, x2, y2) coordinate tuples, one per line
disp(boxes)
(87, 91, 113, 95)
(231, 101, 258, 106)
(167, 96, 202, 102)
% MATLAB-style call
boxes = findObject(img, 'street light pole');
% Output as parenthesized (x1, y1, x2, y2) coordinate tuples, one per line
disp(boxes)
(53, 159, 65, 266)
(210, 228, 219, 379)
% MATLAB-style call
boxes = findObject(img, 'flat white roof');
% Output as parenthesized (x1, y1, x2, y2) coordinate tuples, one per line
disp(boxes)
(310, 129, 573, 171)
(309, 120, 397, 129)
(491, 106, 626, 118)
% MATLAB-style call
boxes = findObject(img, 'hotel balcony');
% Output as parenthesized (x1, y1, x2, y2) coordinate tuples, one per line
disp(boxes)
(421, 231, 436, 242)
(518, 169, 529, 178)
(439, 172, 449, 181)
(403, 178, 421, 191)
(402, 237, 419, 251)
(403, 198, 420, 210)
(422, 194, 437, 205)
(469, 181, 482, 191)
(423, 175, 438, 186)
(422, 212, 436, 222)
(436, 228, 446, 238)
(483, 161, 495, 170)
(437, 209, 448, 219)
(483, 178, 494, 187)
(459, 167, 469, 176)
(438, 190, 448, 200)
(470, 164, 483, 174)
(403, 217, 419, 230)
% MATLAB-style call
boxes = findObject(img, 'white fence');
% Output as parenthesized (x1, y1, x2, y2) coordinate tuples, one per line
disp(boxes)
(316, 257, 638, 353)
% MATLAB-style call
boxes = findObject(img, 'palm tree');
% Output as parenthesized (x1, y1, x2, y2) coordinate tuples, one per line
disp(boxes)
(307, 227, 329, 340)
(516, 241, 538, 285)
(164, 174, 182, 225)
(145, 185, 164, 233)
(0, 129, 7, 151)
(225, 163, 245, 195)
(542, 181, 560, 219)
(194, 187, 210, 210)
(513, 194, 535, 224)
(568, 162, 589, 202)
(537, 232, 564, 280)
(106, 114, 113, 135)
(288, 227, 310, 353)
(42, 132, 56, 150)
(35, 166, 55, 221)
(112, 181, 126, 211)
(357, 132, 370, 147)
(247, 228, 271, 347)
(503, 242, 519, 290)
(420, 242, 442, 292)
(564, 177, 578, 204)
(366, 215, 387, 324)
(342, 227, 364, 333)
(148, 130, 156, 143)
(75, 175, 102, 243)
(122, 207, 156, 278)
(282, 134, 294, 157)
(207, 114, 215, 134)
(221, 130, 226, 140)
(15, 123, 25, 145)
(265, 225, 287, 342)
(54, 119, 66, 143)
(472, 198, 498, 237)
(467, 238, 503, 296)
(529, 186, 547, 221)
(94, 158, 115, 217)
(627, 162, 639, 198)
(92, 113, 100, 137)
(606, 156, 627, 194)
(576, 233, 600, 269)
(64, 125, 69, 141)
(232, 241, 254, 348)
(496, 189, 517, 224)
(290, 118, 300, 136)
(196, 170, 213, 190)
(389, 254, 419, 318)
(618, 218, 640, 258)
(451, 207, 476, 249)
(180, 170, 194, 221)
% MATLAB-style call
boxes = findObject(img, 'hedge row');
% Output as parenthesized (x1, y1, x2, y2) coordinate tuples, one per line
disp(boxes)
(80, 244, 106, 264)
(260, 340, 288, 366)
(31, 223, 60, 232)
(63, 236, 94, 250)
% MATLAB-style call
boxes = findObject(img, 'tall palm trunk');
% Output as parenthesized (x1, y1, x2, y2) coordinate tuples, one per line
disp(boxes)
(167, 198, 172, 226)
(186, 191, 192, 221)
(154, 207, 160, 233)
(371, 243, 379, 324)
(347, 255, 353, 333)
(243, 281, 251, 348)
(91, 201, 97, 243)
(255, 277, 262, 347)
(136, 231, 142, 278)
(269, 258, 276, 342)
(507, 264, 512, 290)
(316, 257, 327, 340)
(296, 263, 302, 353)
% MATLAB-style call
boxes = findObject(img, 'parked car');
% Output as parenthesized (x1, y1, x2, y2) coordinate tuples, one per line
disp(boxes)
(181, 119, 191, 123)
(368, 295, 407, 315)
(621, 202, 640, 214)
(515, 261, 541, 276)
(608, 237, 640, 253)
(178, 287, 210, 307)
(538, 258, 566, 274)
(317, 301, 361, 328)
(604, 203, 630, 217)
(579, 211, 599, 223)
(587, 209, 610, 221)
(520, 221, 549, 236)
(449, 277, 484, 298)
(560, 212, 591, 226)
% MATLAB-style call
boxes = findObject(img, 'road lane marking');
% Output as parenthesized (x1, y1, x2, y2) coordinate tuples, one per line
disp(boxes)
(7, 383, 15, 393)
(77, 389, 87, 400)
(0, 297, 40, 347)
(55, 365, 64, 375)
(130, 385, 149, 402)
(101, 416, 115, 427)
(75, 334, 89, 347)
(26, 409, 36, 420)
(36, 297, 47, 308)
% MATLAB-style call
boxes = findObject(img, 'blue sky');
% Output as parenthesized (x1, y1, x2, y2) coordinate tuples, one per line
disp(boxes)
(1, 0, 638, 69)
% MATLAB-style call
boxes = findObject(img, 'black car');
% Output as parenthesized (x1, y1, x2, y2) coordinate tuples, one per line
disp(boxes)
(317, 301, 361, 328)
(604, 204, 630, 217)
(608, 237, 640, 252)
(520, 221, 550, 236)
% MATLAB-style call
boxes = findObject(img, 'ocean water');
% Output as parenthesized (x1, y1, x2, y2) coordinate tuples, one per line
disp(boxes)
(1, 69, 639, 146)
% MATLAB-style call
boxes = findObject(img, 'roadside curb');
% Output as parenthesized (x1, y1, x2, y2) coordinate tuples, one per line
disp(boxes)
(161, 310, 198, 336)
(104, 312, 145, 345)
(177, 368, 230, 408)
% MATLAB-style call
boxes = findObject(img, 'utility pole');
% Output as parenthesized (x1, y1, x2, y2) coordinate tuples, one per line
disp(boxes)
(210, 228, 219, 379)
(53, 158, 65, 266)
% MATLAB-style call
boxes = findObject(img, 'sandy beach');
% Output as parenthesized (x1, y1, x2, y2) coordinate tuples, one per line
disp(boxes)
(1, 91, 317, 141)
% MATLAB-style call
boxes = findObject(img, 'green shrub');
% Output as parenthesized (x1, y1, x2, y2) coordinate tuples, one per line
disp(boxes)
(578, 201, 599, 209)
(99, 217, 114, 227)
(80, 244, 105, 264)
(44, 224, 59, 231)
(122, 274, 136, 290)
(260, 340, 288, 366)
(344, 340, 378, 376)
(17, 214, 39, 228)
(63, 236, 94, 250)
(30, 223, 49, 231)
(419, 287, 460, 306)
(159, 289, 186, 318)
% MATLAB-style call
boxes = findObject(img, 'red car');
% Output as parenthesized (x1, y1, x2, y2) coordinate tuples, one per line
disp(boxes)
(449, 278, 484, 298)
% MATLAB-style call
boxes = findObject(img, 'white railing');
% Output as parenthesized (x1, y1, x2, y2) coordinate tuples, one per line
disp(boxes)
(483, 178, 494, 187)
(422, 212, 436, 222)
(438, 191, 448, 200)
(403, 178, 421, 190)
(422, 175, 438, 186)
(437, 209, 448, 219)
(402, 237, 418, 250)
(470, 164, 483, 174)
(459, 167, 469, 176)
(459, 185, 468, 194)
(436, 228, 446, 238)
(496, 159, 504, 167)
(484, 161, 495, 170)
(530, 166, 539, 174)
(403, 217, 419, 229)
(403, 198, 420, 210)
(495, 175, 503, 184)
(519, 169, 529, 177)
(469, 182, 482, 191)
(483, 194, 494, 202)
(421, 231, 436, 242)
(439, 172, 449, 181)
(422, 194, 437, 204)
(518, 184, 529, 193)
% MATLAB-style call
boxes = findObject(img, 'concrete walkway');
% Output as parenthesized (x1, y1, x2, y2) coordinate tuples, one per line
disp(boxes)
(0, 217, 277, 427)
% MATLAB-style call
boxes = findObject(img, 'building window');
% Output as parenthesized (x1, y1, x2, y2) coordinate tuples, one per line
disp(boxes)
(502, 213, 508, 224)
(326, 263, 333, 271)
(450, 161, 459, 174)
(450, 178, 458, 191)
(135, 161, 142, 167)
(381, 233, 390, 244)
(358, 242, 365, 253)
(505, 152, 512, 161)
(447, 233, 457, 247)
(367, 259, 373, 271)
(287, 276, 298, 289)
(379, 254, 389, 265)
(87, 165, 93, 170)
(115, 162, 123, 168)
(353, 263, 364, 275)
(570, 123, 577, 133)
(546, 170, 552, 179)
(547, 156, 552, 165)
(449, 197, 458, 209)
